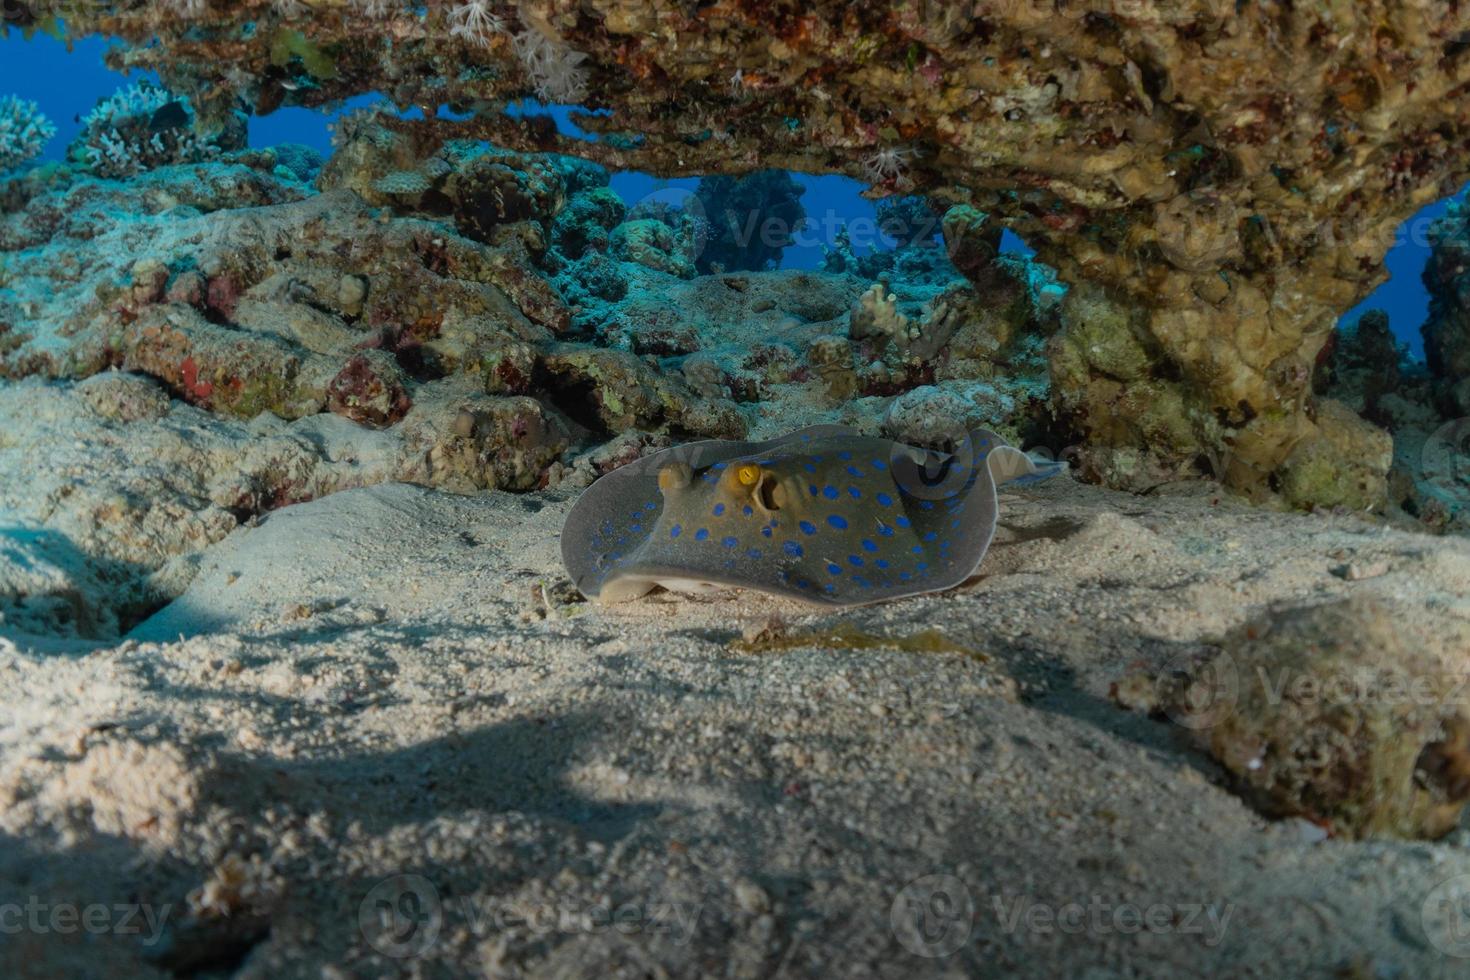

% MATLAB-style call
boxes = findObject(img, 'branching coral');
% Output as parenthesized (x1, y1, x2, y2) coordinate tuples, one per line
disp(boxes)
(849, 283, 963, 364)
(0, 94, 55, 175)
(71, 82, 238, 179)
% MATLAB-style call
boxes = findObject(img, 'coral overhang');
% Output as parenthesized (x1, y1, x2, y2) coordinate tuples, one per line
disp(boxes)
(11, 0, 1470, 502)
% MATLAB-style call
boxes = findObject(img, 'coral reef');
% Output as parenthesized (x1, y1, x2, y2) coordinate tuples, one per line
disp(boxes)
(17, 0, 1470, 504)
(1425, 199, 1470, 416)
(693, 170, 807, 273)
(0, 93, 53, 174)
(70, 82, 244, 179)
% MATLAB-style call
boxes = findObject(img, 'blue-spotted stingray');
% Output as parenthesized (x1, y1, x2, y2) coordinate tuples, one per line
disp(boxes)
(561, 426, 1066, 607)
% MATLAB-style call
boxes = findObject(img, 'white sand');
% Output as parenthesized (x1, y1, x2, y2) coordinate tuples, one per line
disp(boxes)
(3, 474, 1470, 977)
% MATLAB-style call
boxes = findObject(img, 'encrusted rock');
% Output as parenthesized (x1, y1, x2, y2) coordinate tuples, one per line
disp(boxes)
(1170, 597, 1470, 840)
(325, 350, 412, 428)
(1276, 400, 1393, 513)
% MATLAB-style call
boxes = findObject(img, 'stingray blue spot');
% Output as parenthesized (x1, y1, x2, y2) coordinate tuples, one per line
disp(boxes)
(920, 501, 935, 511)
(861, 538, 878, 552)
(645, 502, 657, 511)
(838, 451, 853, 461)
(743, 505, 754, 517)
(811, 455, 823, 463)
(911, 545, 924, 554)
(900, 571, 911, 581)
(809, 484, 820, 497)
(695, 528, 709, 541)
(722, 536, 739, 548)
(871, 459, 887, 470)
(800, 520, 817, 535)
(826, 562, 842, 576)
(978, 437, 990, 447)
(876, 492, 893, 507)
(822, 485, 839, 500)
(848, 487, 862, 499)
(713, 461, 728, 469)
(783, 541, 804, 557)
(762, 526, 774, 538)
(924, 531, 938, 542)
(876, 559, 890, 569)
(827, 514, 848, 530)
(951, 519, 961, 529)
(896, 516, 912, 528)
(854, 576, 870, 588)
(824, 583, 836, 594)
(670, 524, 682, 538)
(917, 562, 929, 571)
(802, 462, 816, 473)
(848, 555, 864, 567)
(878, 524, 895, 537)
(713, 503, 725, 516)
(800, 434, 811, 441)
(846, 465, 863, 478)
(747, 548, 762, 559)
(723, 559, 736, 569)
(630, 524, 642, 533)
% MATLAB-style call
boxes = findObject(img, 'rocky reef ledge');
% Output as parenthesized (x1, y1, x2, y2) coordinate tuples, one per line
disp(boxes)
(13, 0, 1470, 503)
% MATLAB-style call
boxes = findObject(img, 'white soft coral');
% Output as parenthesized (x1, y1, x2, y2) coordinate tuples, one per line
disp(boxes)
(513, 25, 589, 103)
(449, 0, 506, 47)
(863, 146, 912, 184)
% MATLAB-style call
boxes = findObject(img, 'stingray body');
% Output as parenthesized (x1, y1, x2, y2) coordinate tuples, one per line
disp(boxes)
(561, 426, 1065, 607)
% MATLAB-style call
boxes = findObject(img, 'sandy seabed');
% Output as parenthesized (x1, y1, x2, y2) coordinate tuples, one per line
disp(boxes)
(2, 474, 1470, 978)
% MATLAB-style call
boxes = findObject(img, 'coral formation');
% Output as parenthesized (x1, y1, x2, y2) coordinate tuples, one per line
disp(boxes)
(19, 0, 1470, 504)
(70, 82, 243, 179)
(0, 93, 53, 174)
(1425, 200, 1470, 416)
(693, 170, 807, 273)
(1163, 596, 1470, 840)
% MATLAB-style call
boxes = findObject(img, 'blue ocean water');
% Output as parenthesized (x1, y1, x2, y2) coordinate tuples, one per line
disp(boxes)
(1, 32, 1456, 359)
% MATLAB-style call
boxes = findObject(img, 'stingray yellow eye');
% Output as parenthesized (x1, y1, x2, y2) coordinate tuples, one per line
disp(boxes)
(737, 464, 761, 486)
